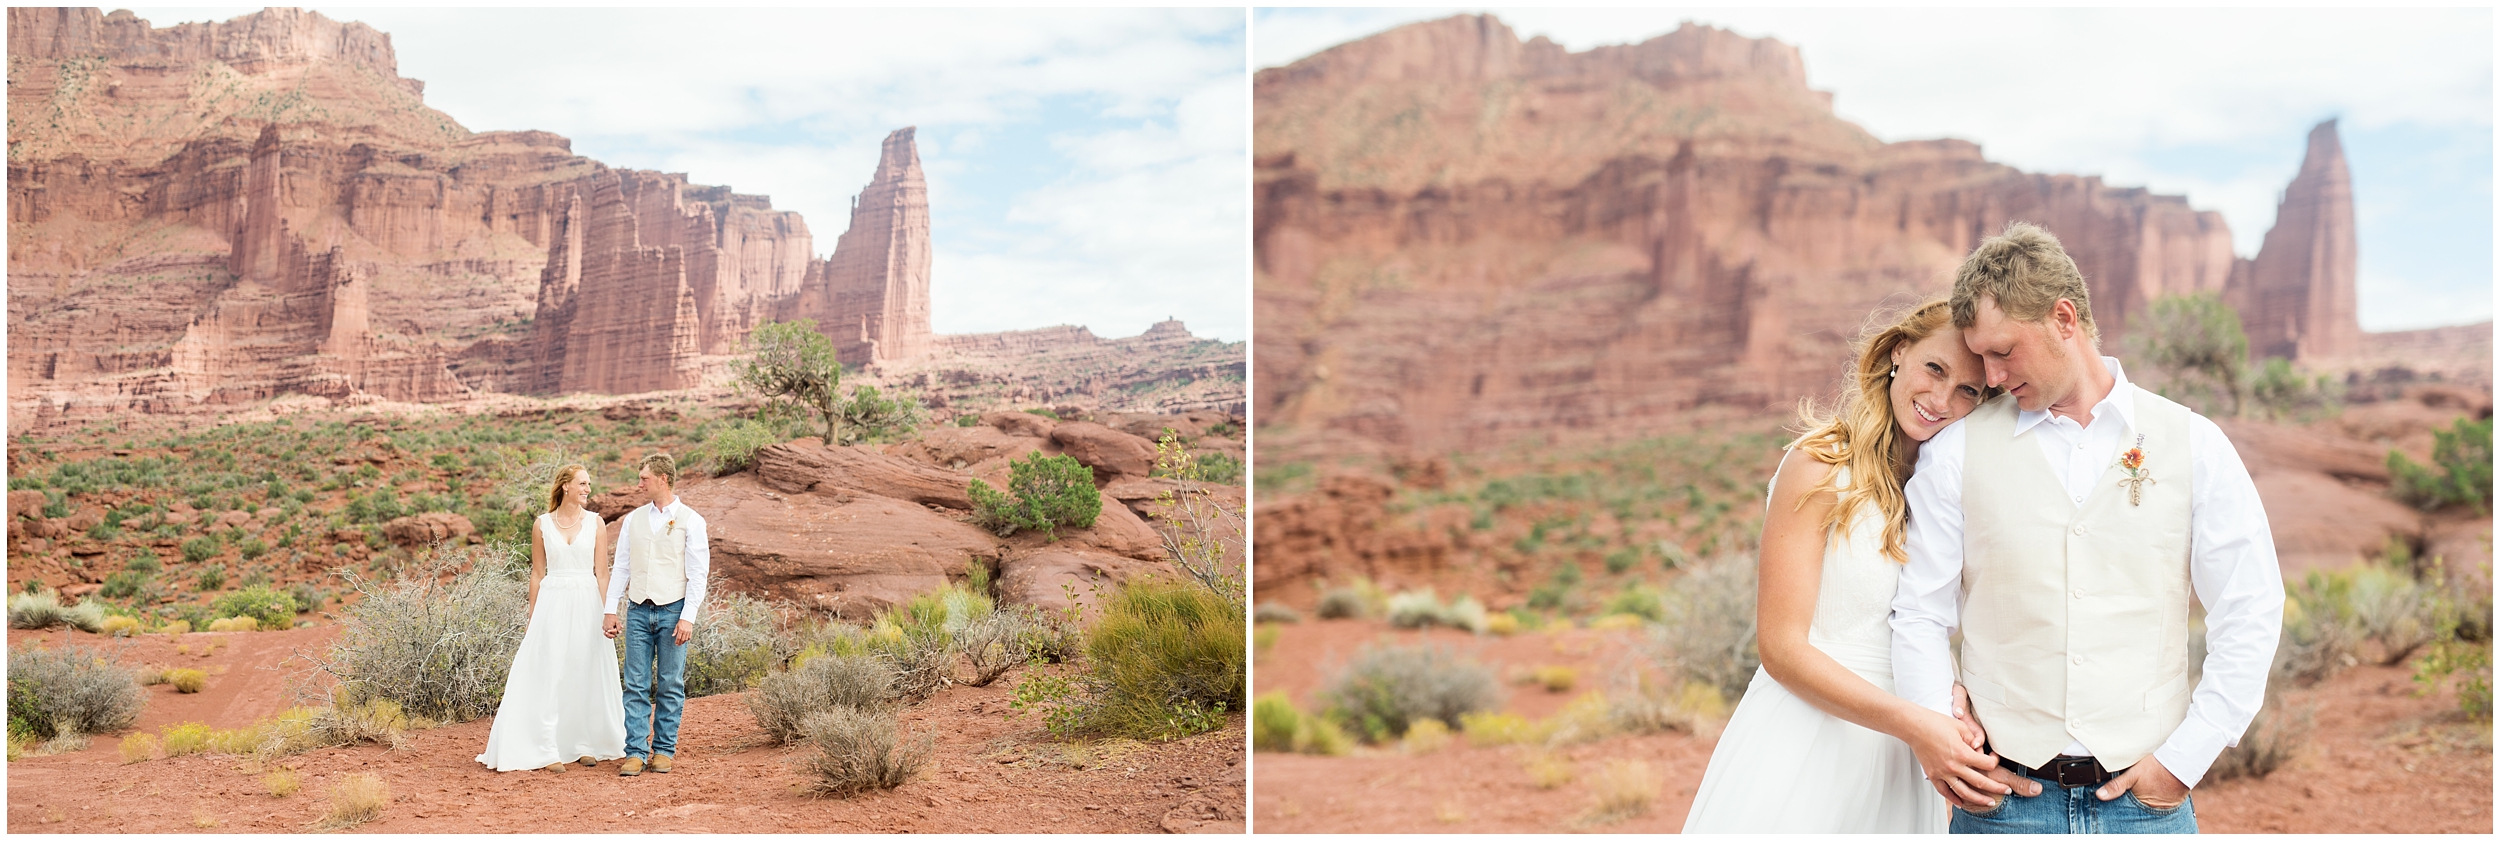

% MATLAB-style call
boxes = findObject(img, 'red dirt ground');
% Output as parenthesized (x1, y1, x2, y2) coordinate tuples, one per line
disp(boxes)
(7, 625, 1245, 833)
(1250, 618, 2492, 833)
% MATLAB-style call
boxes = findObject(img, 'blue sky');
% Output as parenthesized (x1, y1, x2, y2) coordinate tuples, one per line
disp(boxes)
(131, 7, 1249, 343)
(1255, 7, 2493, 332)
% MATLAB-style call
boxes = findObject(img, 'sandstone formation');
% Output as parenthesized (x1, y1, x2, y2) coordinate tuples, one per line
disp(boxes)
(2227, 121, 2361, 363)
(381, 511, 474, 547)
(14, 8, 1230, 425)
(1254, 15, 2372, 454)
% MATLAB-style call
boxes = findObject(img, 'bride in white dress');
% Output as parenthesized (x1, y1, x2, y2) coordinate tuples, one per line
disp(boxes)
(477, 465, 628, 772)
(1682, 300, 2008, 832)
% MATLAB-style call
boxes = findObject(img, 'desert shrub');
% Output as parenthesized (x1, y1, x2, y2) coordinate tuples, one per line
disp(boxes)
(307, 544, 525, 724)
(296, 699, 411, 751)
(734, 319, 845, 441)
(99, 571, 149, 600)
(2133, 292, 2247, 416)
(956, 607, 1035, 687)
(160, 721, 211, 756)
(167, 668, 208, 693)
(207, 616, 260, 633)
(693, 419, 783, 476)
(2278, 572, 2366, 687)
(1486, 613, 1522, 636)
(160, 619, 191, 637)
(181, 536, 220, 564)
(213, 586, 297, 629)
(1531, 665, 1579, 693)
(1321, 642, 1501, 742)
(2247, 358, 2344, 422)
(1385, 589, 1489, 633)
(797, 706, 930, 798)
(126, 552, 162, 574)
(1601, 584, 1667, 623)
(683, 590, 788, 698)
(831, 385, 925, 446)
(195, 563, 226, 591)
(866, 589, 978, 701)
(120, 731, 160, 763)
(9, 591, 68, 629)
(749, 652, 900, 745)
(1649, 553, 1759, 702)
(1587, 759, 1662, 823)
(1525, 751, 1575, 789)
(968, 452, 1101, 539)
(2342, 564, 2443, 665)
(1081, 578, 1246, 739)
(2206, 685, 2313, 781)
(321, 772, 389, 830)
(263, 769, 301, 797)
(6, 642, 145, 738)
(1252, 692, 1352, 756)
(1145, 436, 1246, 605)
(954, 415, 980, 427)
(1315, 587, 1369, 620)
(1253, 602, 1302, 624)
(1401, 716, 1453, 753)
(58, 599, 106, 633)
(2390, 417, 2492, 513)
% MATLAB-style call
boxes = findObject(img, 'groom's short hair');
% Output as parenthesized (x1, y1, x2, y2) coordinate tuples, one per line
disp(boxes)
(639, 452, 679, 487)
(1950, 221, 2098, 342)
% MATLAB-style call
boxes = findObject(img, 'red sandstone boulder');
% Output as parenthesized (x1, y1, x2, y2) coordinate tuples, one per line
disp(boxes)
(382, 511, 474, 547)
(1049, 422, 1157, 483)
(588, 488, 649, 521)
(26, 519, 67, 540)
(8, 490, 45, 520)
(983, 411, 1058, 439)
(211, 510, 253, 530)
(890, 424, 1050, 471)
(680, 474, 1002, 620)
(1008, 494, 1165, 563)
(753, 439, 973, 510)
(998, 547, 1167, 616)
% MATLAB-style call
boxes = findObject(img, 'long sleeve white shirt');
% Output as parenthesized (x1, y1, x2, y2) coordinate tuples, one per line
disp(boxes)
(1889, 357, 2284, 787)
(603, 498, 711, 624)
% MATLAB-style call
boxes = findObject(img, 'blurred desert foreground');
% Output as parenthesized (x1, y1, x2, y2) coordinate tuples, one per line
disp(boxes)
(1248, 14, 2492, 834)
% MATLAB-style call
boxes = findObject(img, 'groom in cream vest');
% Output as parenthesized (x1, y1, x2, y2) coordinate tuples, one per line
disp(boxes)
(601, 452, 710, 777)
(1891, 223, 2284, 833)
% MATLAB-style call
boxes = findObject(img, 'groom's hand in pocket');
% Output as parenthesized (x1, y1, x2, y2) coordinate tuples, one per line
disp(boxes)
(2097, 755, 2188, 810)
(603, 614, 622, 639)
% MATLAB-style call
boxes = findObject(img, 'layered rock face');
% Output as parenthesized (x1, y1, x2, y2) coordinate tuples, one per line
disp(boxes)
(1254, 15, 2345, 454)
(2227, 120, 2361, 363)
(9, 8, 951, 420)
(872, 318, 1247, 416)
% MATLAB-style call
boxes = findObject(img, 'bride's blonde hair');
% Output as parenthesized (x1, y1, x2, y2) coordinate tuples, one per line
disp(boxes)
(546, 464, 589, 513)
(1786, 299, 1961, 564)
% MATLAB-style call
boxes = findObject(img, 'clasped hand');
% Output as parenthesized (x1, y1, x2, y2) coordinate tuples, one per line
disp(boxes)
(599, 614, 692, 646)
(1909, 684, 2037, 810)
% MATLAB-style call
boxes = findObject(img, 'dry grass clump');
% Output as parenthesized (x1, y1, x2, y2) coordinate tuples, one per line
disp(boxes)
(160, 722, 211, 756)
(263, 769, 301, 797)
(1251, 692, 1351, 756)
(8, 591, 70, 629)
(99, 615, 143, 637)
(1585, 759, 1661, 824)
(1607, 678, 1731, 737)
(1648, 553, 1759, 703)
(166, 668, 207, 693)
(1400, 717, 1452, 754)
(1485, 612, 1522, 636)
(319, 772, 389, 830)
(119, 731, 161, 763)
(1320, 642, 1501, 743)
(1079, 579, 1245, 739)
(160, 620, 191, 636)
(748, 652, 899, 745)
(308, 546, 525, 724)
(7, 641, 146, 739)
(1524, 751, 1574, 789)
(796, 706, 931, 798)
(207, 616, 259, 633)
(1529, 665, 1578, 693)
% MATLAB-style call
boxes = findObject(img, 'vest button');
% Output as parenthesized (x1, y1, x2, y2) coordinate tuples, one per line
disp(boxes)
(2072, 655, 2084, 665)
(2073, 589, 2085, 599)
(2072, 525, 2088, 536)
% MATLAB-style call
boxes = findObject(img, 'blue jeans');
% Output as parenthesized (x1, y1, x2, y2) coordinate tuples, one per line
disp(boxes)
(620, 599, 687, 761)
(1951, 777, 2196, 834)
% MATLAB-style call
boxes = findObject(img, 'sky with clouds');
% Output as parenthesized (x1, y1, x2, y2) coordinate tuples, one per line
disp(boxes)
(132, 7, 1249, 343)
(1255, 7, 2493, 332)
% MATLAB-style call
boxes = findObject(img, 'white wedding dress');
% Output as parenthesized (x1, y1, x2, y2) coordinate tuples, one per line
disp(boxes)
(477, 512, 628, 771)
(1681, 466, 1949, 833)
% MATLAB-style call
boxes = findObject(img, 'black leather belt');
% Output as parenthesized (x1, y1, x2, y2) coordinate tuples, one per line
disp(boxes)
(2008, 754, 2116, 788)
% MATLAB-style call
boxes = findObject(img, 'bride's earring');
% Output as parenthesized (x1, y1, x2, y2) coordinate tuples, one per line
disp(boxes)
(1888, 365, 1899, 379)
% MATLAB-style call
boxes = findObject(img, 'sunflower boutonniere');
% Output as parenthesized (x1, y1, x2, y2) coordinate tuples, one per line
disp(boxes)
(2116, 433, 2155, 506)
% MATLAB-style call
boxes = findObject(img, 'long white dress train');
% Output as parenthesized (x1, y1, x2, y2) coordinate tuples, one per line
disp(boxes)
(1681, 466, 1949, 833)
(476, 512, 628, 771)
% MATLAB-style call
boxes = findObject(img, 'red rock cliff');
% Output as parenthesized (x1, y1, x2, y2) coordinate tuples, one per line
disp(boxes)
(2228, 120, 2360, 363)
(1254, 15, 2327, 454)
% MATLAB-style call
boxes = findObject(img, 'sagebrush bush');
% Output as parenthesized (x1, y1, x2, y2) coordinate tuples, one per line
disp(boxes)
(968, 452, 1101, 538)
(694, 419, 784, 476)
(1650, 554, 1759, 702)
(683, 590, 789, 698)
(1082, 578, 1246, 739)
(9, 591, 68, 629)
(213, 586, 297, 629)
(956, 607, 1035, 687)
(309, 545, 525, 724)
(1253, 602, 1302, 624)
(1321, 642, 1501, 742)
(1385, 589, 1490, 633)
(99, 615, 142, 637)
(2278, 574, 2365, 687)
(167, 668, 207, 693)
(797, 706, 930, 798)
(7, 642, 146, 738)
(2345, 564, 2441, 665)
(748, 653, 899, 745)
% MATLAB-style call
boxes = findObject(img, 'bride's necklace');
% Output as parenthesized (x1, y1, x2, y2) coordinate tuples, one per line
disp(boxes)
(554, 509, 584, 531)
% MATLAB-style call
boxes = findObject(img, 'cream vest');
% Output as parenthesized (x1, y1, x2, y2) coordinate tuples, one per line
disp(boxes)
(1959, 386, 2195, 771)
(626, 505, 687, 606)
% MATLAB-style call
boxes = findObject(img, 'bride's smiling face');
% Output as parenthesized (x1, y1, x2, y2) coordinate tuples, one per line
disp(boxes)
(1890, 327, 1987, 442)
(562, 469, 591, 507)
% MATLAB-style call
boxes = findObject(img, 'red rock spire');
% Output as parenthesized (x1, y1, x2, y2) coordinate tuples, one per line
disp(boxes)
(2234, 119, 2360, 362)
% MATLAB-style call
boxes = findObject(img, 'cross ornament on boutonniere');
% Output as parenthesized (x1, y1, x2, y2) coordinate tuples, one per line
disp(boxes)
(2116, 433, 2155, 506)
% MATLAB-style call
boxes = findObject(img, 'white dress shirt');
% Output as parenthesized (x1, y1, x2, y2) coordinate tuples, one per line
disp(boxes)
(1890, 357, 2285, 787)
(603, 498, 712, 624)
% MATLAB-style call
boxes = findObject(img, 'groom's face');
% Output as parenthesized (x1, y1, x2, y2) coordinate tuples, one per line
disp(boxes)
(639, 466, 670, 500)
(1962, 295, 2073, 413)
